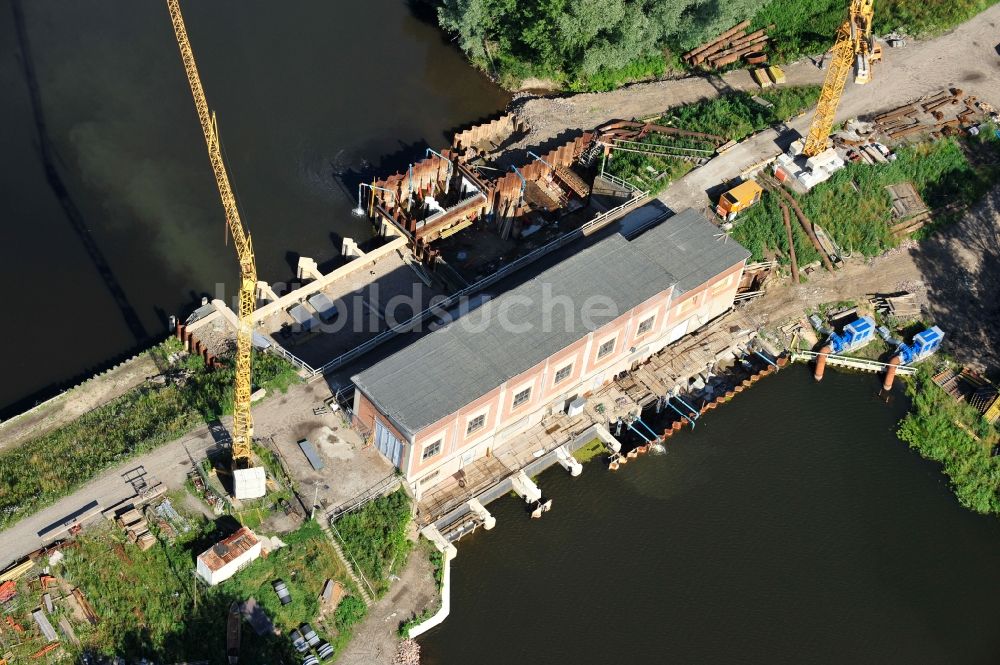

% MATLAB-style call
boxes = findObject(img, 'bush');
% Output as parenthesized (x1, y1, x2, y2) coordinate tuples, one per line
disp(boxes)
(436, 0, 997, 90)
(334, 595, 368, 632)
(897, 369, 1000, 515)
(333, 488, 412, 596)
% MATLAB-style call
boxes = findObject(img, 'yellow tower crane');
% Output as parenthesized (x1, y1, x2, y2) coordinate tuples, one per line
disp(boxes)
(802, 0, 878, 157)
(167, 0, 265, 499)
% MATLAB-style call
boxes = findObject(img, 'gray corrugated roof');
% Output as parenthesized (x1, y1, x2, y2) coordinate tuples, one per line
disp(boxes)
(352, 207, 748, 438)
(629, 207, 750, 295)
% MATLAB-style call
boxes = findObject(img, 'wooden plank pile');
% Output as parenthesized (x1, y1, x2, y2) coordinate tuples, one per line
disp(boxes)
(116, 507, 155, 551)
(870, 292, 921, 319)
(683, 21, 773, 69)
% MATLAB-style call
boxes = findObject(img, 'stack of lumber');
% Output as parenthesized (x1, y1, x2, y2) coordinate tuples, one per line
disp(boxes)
(116, 507, 155, 551)
(683, 21, 773, 69)
(870, 292, 921, 319)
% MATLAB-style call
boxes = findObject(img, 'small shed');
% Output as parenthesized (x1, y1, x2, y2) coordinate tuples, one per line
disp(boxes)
(196, 527, 262, 586)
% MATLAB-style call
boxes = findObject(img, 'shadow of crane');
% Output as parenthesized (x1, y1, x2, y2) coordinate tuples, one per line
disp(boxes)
(11, 0, 149, 344)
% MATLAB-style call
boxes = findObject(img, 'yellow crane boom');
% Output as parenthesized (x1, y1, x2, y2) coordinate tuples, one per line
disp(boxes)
(167, 0, 256, 467)
(803, 0, 876, 157)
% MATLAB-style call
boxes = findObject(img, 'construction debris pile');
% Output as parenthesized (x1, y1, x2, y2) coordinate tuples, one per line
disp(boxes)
(683, 21, 773, 70)
(870, 291, 922, 320)
(394, 638, 421, 665)
(872, 88, 996, 143)
(932, 367, 1000, 425)
(115, 506, 155, 551)
(884, 183, 930, 238)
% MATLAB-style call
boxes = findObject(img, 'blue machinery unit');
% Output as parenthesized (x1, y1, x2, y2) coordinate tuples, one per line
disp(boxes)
(827, 316, 876, 354)
(897, 326, 944, 364)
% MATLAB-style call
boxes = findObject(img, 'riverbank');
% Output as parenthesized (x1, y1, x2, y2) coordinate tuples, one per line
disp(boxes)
(436, 0, 999, 93)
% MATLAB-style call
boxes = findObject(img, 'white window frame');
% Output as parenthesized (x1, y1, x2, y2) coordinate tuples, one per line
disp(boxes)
(553, 362, 573, 385)
(466, 410, 488, 436)
(635, 315, 656, 337)
(512, 386, 532, 409)
(596, 336, 617, 360)
(421, 439, 442, 461)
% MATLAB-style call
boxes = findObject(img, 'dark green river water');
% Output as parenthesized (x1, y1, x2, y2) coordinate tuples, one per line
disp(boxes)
(420, 366, 1000, 664)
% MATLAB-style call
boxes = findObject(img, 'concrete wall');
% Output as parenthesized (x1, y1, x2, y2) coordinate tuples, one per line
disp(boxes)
(253, 234, 407, 324)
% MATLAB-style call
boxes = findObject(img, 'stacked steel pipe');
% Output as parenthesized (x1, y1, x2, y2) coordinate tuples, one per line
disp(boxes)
(683, 21, 773, 69)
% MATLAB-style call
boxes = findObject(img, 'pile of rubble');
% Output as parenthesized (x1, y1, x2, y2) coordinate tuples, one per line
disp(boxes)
(393, 638, 421, 665)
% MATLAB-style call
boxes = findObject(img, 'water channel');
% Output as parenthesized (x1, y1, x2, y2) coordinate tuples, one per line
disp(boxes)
(420, 366, 1000, 665)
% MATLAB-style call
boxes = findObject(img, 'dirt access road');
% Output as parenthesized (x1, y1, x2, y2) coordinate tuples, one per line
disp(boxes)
(513, 3, 1000, 210)
(0, 377, 395, 570)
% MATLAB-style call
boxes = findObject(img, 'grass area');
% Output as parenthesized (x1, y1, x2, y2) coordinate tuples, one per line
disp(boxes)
(604, 86, 820, 194)
(572, 438, 608, 464)
(897, 368, 1000, 515)
(333, 488, 412, 597)
(659, 86, 821, 142)
(0, 339, 300, 531)
(732, 136, 1000, 264)
(45, 504, 362, 663)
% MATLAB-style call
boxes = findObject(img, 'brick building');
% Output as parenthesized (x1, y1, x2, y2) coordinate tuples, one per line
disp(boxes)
(352, 208, 750, 497)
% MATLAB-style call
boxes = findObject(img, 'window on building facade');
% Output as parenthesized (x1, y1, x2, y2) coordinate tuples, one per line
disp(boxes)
(466, 413, 486, 435)
(512, 387, 531, 408)
(554, 363, 573, 384)
(636, 316, 655, 336)
(421, 439, 442, 460)
(597, 337, 616, 359)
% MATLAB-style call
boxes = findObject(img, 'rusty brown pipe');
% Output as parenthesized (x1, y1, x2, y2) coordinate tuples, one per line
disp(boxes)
(814, 344, 832, 381)
(883, 356, 902, 391)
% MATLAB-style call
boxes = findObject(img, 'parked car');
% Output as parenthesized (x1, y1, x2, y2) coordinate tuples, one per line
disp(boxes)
(316, 642, 335, 660)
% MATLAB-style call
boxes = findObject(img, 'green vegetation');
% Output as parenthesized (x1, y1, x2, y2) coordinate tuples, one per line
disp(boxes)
(661, 86, 821, 141)
(46, 507, 359, 663)
(333, 488, 413, 597)
(436, 0, 999, 90)
(897, 369, 1000, 515)
(604, 87, 819, 194)
(732, 137, 1000, 264)
(572, 438, 608, 464)
(0, 338, 300, 530)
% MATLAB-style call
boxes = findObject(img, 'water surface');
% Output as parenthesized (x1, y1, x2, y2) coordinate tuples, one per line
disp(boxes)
(420, 367, 1000, 664)
(0, 0, 507, 414)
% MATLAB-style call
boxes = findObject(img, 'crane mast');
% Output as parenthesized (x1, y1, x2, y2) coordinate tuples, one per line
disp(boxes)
(166, 0, 259, 485)
(802, 0, 876, 157)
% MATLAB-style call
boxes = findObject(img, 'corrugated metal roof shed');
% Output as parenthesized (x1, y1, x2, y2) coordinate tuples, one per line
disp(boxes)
(198, 527, 259, 572)
(352, 207, 748, 439)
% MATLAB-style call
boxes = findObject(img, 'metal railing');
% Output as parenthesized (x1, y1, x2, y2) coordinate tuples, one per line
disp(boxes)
(327, 473, 401, 521)
(596, 171, 643, 195)
(308, 193, 653, 376)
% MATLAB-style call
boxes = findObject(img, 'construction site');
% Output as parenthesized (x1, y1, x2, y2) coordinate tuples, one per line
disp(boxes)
(2, 0, 1000, 663)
